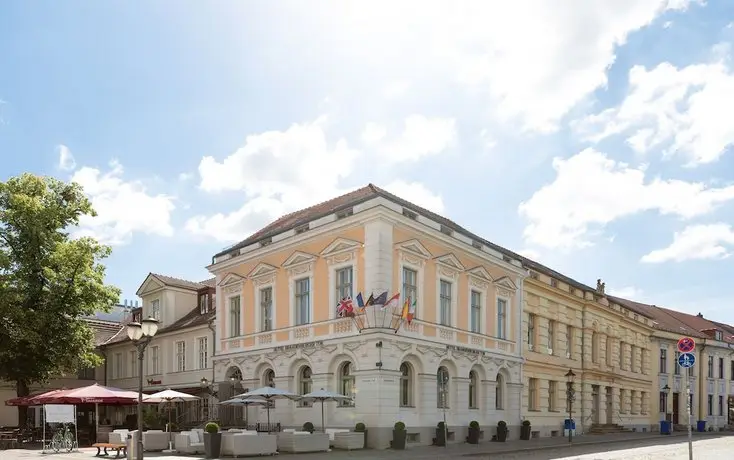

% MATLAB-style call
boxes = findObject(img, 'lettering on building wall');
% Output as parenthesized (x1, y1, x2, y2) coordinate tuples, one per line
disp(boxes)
(447, 345, 485, 355)
(272, 341, 324, 352)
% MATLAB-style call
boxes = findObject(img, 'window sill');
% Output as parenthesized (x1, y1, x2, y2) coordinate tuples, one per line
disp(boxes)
(399, 405, 416, 409)
(527, 409, 541, 412)
(337, 405, 355, 409)
(548, 410, 561, 413)
(469, 407, 479, 410)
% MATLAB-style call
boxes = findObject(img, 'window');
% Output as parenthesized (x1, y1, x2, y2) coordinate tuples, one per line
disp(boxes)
(660, 349, 667, 374)
(719, 395, 724, 415)
(338, 362, 355, 407)
(77, 366, 96, 380)
(591, 332, 599, 363)
(497, 299, 507, 339)
(469, 371, 478, 409)
(708, 395, 713, 416)
(175, 341, 186, 372)
(150, 346, 160, 374)
(495, 374, 504, 410)
(527, 314, 535, 349)
(335, 267, 353, 301)
(297, 366, 313, 407)
(619, 342, 625, 369)
(630, 345, 637, 372)
(115, 353, 123, 378)
(130, 351, 137, 378)
(260, 287, 273, 331)
(295, 278, 311, 325)
(566, 325, 573, 359)
(605, 336, 612, 364)
(619, 389, 627, 413)
(528, 378, 538, 411)
(439, 280, 452, 326)
(150, 299, 160, 321)
(716, 330, 723, 341)
(197, 337, 208, 369)
(199, 294, 207, 314)
(719, 357, 724, 379)
(688, 364, 694, 377)
(437, 366, 450, 408)
(674, 351, 681, 375)
(229, 296, 241, 337)
(660, 391, 667, 413)
(548, 380, 557, 411)
(470, 290, 481, 333)
(402, 267, 417, 304)
(708, 356, 714, 378)
(400, 363, 413, 407)
(731, 361, 734, 381)
(547, 320, 555, 353)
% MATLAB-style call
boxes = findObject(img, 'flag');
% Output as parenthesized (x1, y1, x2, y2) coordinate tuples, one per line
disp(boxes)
(382, 293, 400, 310)
(407, 298, 417, 324)
(365, 293, 375, 306)
(373, 291, 388, 307)
(356, 293, 365, 311)
(337, 297, 354, 317)
(401, 297, 410, 319)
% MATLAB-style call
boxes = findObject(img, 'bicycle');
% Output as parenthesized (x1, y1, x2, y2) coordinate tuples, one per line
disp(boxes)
(50, 423, 74, 453)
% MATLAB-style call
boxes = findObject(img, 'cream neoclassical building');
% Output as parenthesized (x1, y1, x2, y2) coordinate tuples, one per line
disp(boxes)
(208, 185, 527, 448)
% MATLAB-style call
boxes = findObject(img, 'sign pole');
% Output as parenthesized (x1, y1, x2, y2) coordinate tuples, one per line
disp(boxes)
(686, 370, 692, 460)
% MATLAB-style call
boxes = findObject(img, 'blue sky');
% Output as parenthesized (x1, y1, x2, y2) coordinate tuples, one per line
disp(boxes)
(2, 1, 734, 323)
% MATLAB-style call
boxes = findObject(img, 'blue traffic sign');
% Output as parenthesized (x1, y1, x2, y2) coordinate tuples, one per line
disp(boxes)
(678, 352, 696, 368)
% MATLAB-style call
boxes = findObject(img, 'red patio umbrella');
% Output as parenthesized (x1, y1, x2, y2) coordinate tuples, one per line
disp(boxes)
(34, 384, 141, 405)
(5, 389, 69, 406)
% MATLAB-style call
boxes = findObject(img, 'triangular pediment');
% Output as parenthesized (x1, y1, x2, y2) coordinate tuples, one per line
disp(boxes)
(282, 251, 317, 268)
(219, 272, 245, 286)
(136, 273, 165, 296)
(320, 238, 361, 256)
(467, 266, 492, 281)
(396, 239, 432, 259)
(247, 262, 278, 279)
(494, 276, 517, 291)
(435, 253, 465, 271)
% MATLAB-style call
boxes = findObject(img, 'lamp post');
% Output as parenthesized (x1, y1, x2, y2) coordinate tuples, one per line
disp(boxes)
(127, 317, 159, 460)
(439, 372, 448, 448)
(200, 378, 218, 422)
(565, 369, 576, 444)
(662, 384, 671, 434)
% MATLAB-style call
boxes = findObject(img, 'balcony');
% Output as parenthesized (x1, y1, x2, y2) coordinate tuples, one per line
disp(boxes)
(221, 317, 517, 356)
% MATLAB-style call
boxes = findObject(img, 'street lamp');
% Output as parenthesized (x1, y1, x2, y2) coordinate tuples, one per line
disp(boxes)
(127, 317, 159, 460)
(565, 369, 576, 444)
(662, 384, 671, 434)
(438, 371, 449, 448)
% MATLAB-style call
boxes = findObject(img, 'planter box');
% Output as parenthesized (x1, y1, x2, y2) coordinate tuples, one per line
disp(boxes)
(333, 432, 364, 450)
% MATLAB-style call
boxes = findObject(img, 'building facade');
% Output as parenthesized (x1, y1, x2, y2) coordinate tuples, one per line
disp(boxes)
(100, 273, 217, 426)
(208, 186, 527, 448)
(522, 280, 655, 437)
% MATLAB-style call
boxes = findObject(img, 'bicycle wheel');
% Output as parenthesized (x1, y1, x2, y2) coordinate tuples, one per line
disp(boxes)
(51, 433, 62, 453)
(64, 431, 74, 452)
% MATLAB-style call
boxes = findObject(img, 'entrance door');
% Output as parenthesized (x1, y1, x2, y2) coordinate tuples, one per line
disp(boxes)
(592, 385, 600, 424)
(606, 387, 613, 424)
(672, 393, 680, 424)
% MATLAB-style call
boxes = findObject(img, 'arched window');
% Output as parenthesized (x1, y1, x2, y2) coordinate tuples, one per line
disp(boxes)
(591, 332, 599, 363)
(399, 363, 413, 407)
(469, 370, 478, 409)
(262, 369, 275, 407)
(495, 373, 505, 410)
(437, 366, 450, 409)
(338, 362, 355, 407)
(298, 366, 313, 407)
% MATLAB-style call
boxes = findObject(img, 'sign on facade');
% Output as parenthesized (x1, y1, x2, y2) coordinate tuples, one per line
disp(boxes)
(677, 337, 695, 353)
(678, 352, 696, 369)
(44, 404, 75, 423)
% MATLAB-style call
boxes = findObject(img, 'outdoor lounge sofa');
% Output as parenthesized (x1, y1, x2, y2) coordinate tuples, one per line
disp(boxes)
(222, 431, 277, 457)
(142, 430, 169, 451)
(174, 430, 204, 454)
(276, 431, 330, 453)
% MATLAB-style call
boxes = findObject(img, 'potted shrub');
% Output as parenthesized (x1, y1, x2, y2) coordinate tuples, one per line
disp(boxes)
(355, 422, 367, 446)
(496, 421, 508, 442)
(435, 421, 447, 446)
(467, 420, 480, 444)
(520, 420, 531, 440)
(392, 421, 407, 450)
(203, 422, 221, 459)
(302, 421, 315, 433)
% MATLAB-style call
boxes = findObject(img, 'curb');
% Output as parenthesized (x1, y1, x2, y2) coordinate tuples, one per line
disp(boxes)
(461, 432, 727, 457)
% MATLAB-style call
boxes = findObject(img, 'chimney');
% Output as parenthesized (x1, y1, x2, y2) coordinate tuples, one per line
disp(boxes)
(697, 312, 703, 318)
(124, 299, 128, 307)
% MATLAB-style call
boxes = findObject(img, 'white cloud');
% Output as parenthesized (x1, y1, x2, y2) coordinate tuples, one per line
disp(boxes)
(383, 80, 411, 99)
(178, 172, 193, 181)
(518, 248, 541, 260)
(576, 56, 734, 166)
(365, 115, 456, 163)
(641, 223, 734, 263)
(608, 285, 644, 299)
(518, 149, 734, 249)
(71, 160, 176, 245)
(58, 144, 76, 171)
(382, 181, 444, 214)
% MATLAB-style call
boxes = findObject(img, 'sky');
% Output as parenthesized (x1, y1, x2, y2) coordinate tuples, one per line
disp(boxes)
(2, 0, 734, 324)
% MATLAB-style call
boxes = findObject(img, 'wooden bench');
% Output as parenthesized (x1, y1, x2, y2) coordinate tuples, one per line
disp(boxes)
(92, 443, 127, 458)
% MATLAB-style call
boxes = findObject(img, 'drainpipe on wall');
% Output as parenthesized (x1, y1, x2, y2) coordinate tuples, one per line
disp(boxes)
(580, 302, 587, 433)
(516, 274, 525, 428)
(698, 339, 707, 425)
(101, 350, 108, 386)
(207, 319, 216, 389)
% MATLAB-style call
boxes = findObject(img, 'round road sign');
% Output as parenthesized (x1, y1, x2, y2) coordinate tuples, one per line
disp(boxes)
(678, 352, 696, 369)
(677, 337, 695, 353)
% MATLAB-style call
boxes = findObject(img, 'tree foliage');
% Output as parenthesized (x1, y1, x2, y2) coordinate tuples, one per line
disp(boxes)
(0, 174, 120, 405)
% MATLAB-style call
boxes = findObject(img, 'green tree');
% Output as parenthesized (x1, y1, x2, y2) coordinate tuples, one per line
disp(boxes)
(0, 173, 120, 424)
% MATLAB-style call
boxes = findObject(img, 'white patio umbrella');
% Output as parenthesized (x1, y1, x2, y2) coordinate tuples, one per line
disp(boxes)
(300, 388, 353, 433)
(234, 387, 301, 432)
(145, 389, 200, 451)
(218, 398, 268, 427)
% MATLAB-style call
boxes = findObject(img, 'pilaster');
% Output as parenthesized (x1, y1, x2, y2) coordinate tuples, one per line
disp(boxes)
(364, 219, 394, 295)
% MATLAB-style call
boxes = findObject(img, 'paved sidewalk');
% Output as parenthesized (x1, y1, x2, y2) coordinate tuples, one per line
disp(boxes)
(2, 431, 731, 460)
